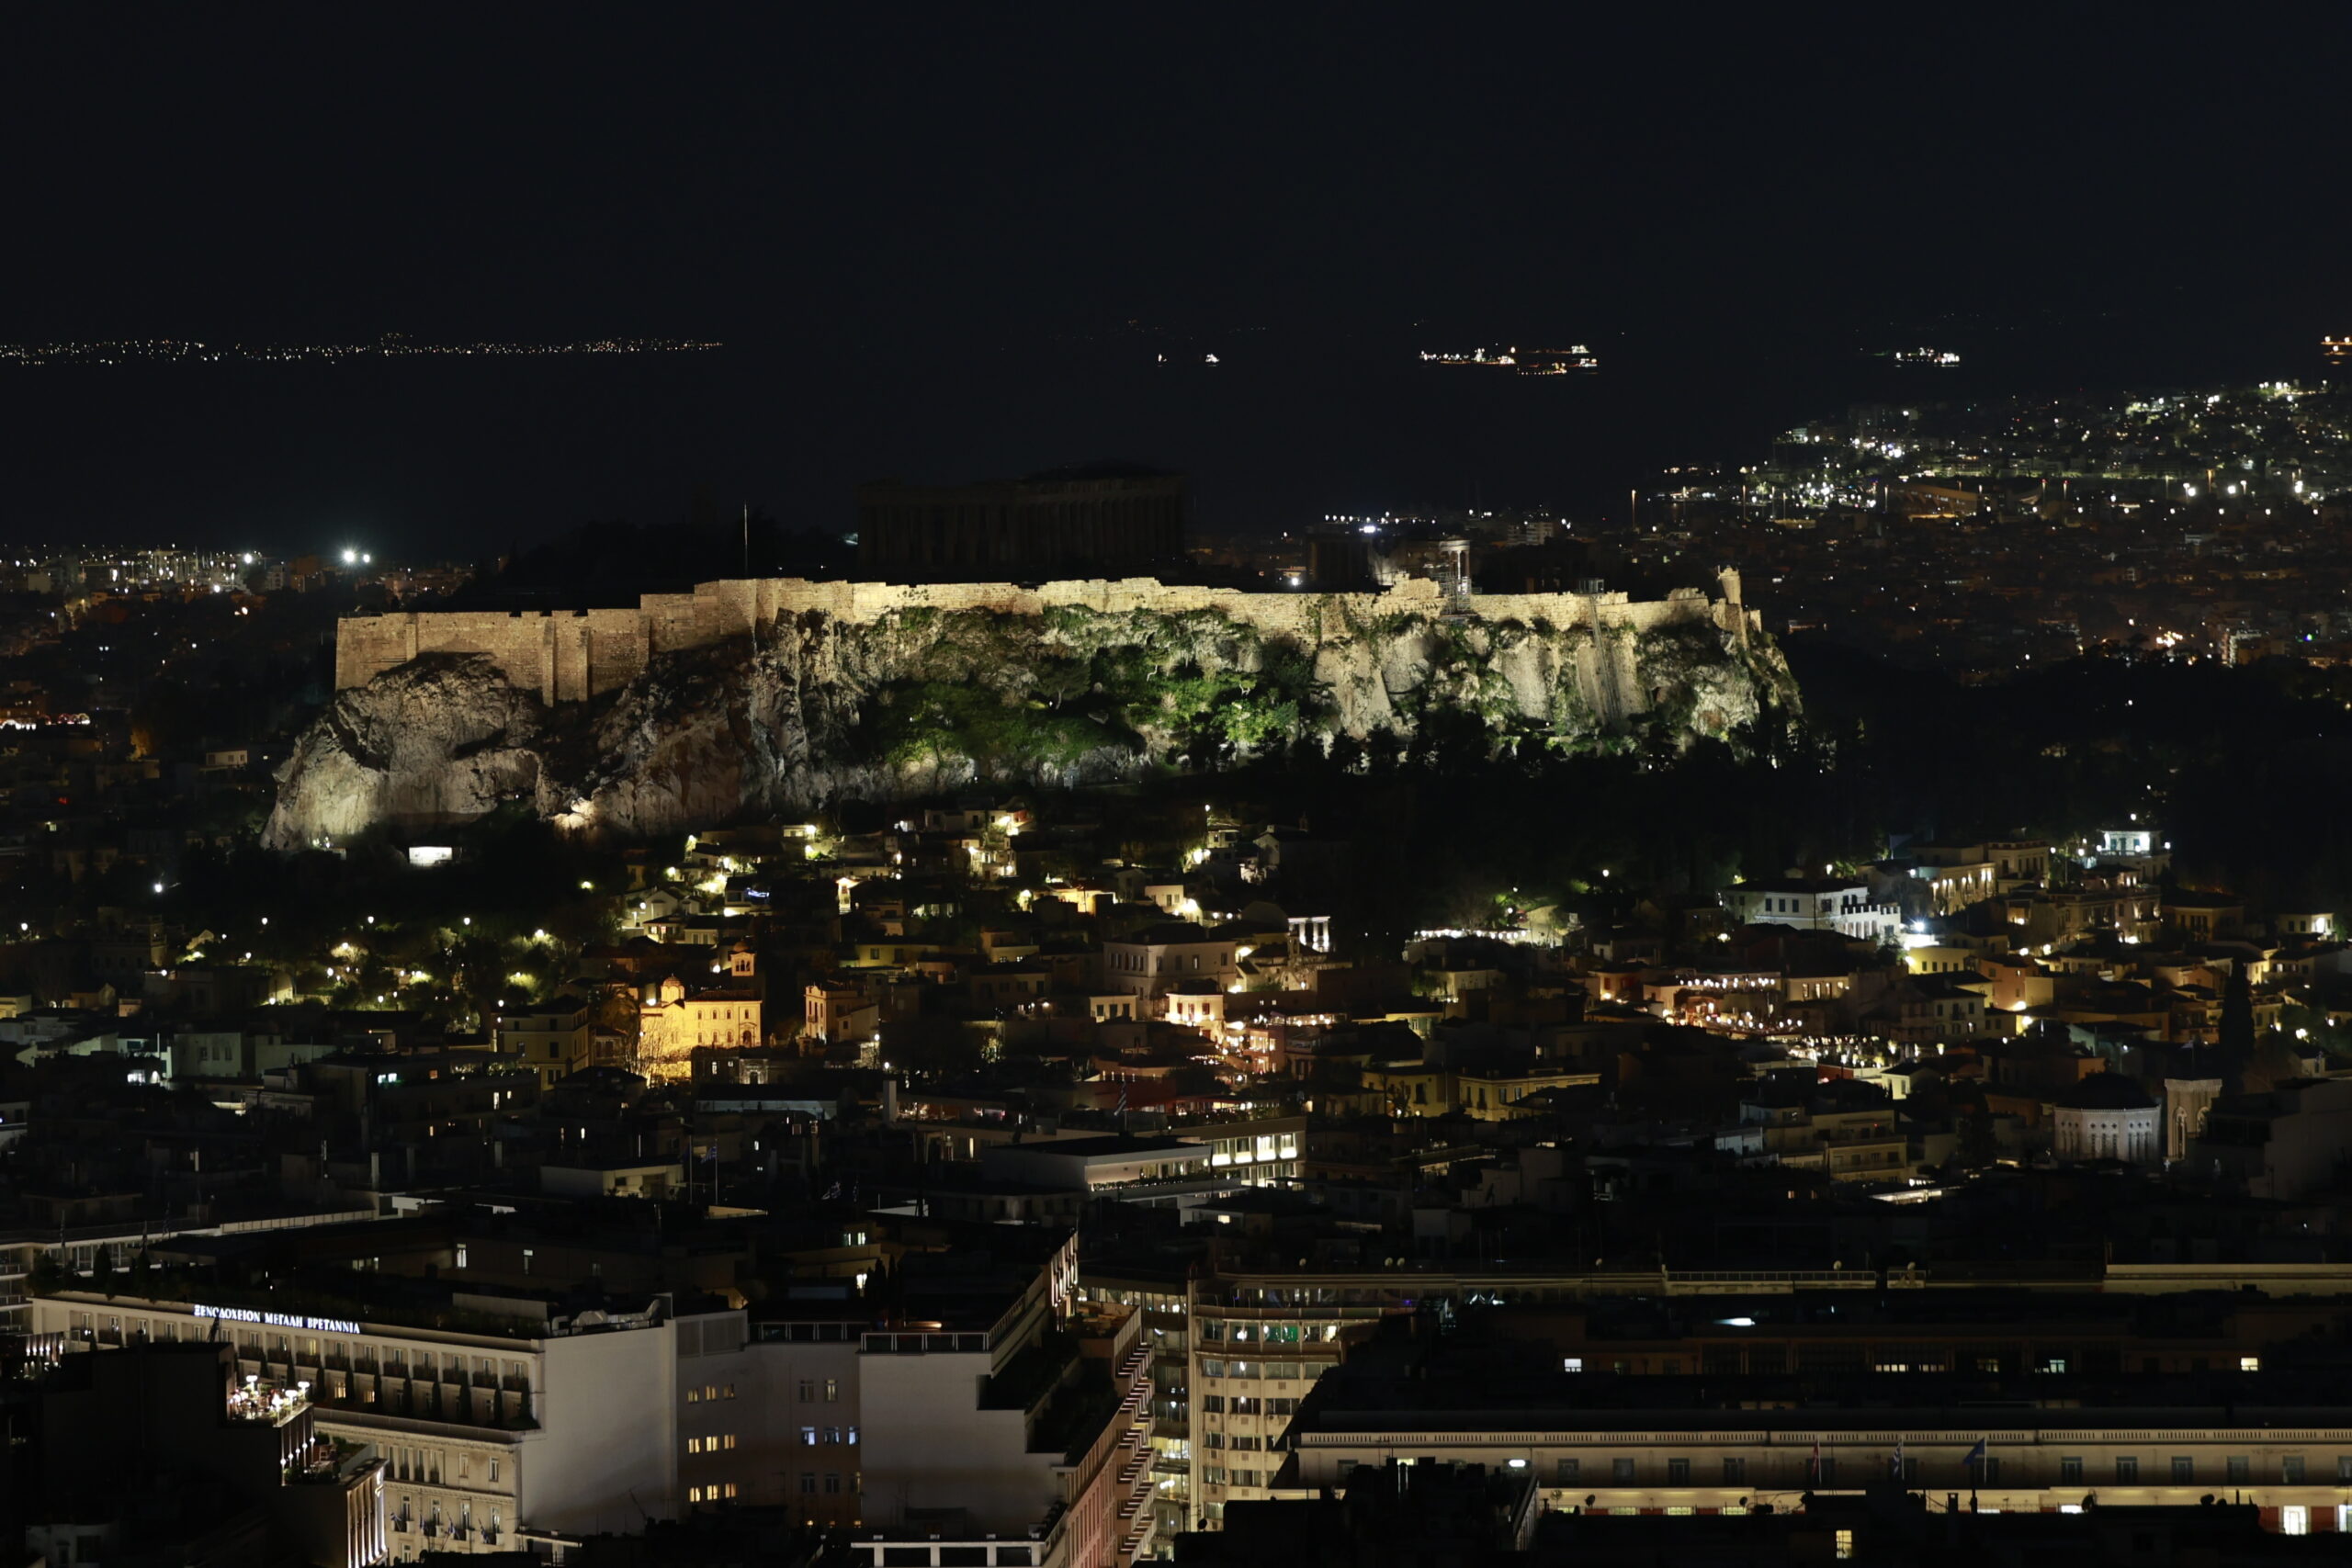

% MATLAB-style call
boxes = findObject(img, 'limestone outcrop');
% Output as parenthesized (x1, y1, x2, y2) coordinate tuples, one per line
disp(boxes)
(266, 576, 1796, 846)
(267, 654, 547, 846)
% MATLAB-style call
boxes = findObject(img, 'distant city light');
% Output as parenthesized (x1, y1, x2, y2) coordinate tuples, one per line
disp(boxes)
(0, 334, 720, 367)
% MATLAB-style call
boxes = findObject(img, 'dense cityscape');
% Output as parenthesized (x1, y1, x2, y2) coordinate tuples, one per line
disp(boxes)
(0, 378, 2350, 1567)
(7, 9, 2352, 1568)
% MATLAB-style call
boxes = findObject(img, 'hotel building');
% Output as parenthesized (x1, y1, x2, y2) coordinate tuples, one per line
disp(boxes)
(30, 1224, 1155, 1566)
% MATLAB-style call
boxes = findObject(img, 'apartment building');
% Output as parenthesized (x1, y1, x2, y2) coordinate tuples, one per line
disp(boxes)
(1075, 1267, 1193, 1543)
(1720, 879, 1900, 945)
(494, 996, 594, 1089)
(857, 1302, 1156, 1568)
(1101, 923, 1240, 1005)
(1184, 1280, 1396, 1529)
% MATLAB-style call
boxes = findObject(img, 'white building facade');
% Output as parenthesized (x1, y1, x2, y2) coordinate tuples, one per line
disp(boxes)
(30, 1291, 732, 1555)
(1720, 880, 1899, 945)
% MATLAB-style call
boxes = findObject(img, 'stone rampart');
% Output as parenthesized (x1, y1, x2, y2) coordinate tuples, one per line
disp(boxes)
(336, 572, 1758, 703)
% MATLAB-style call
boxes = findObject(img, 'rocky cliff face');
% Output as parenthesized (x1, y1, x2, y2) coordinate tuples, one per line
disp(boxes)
(266, 596, 1797, 846)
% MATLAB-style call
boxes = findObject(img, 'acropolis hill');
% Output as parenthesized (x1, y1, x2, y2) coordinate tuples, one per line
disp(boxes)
(268, 573, 1794, 846)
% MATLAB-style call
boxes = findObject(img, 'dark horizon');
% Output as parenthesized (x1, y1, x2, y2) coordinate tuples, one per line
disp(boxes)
(5, 8, 2346, 559)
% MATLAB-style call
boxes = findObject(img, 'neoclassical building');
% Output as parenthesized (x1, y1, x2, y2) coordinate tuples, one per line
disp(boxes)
(2051, 1072, 2160, 1164)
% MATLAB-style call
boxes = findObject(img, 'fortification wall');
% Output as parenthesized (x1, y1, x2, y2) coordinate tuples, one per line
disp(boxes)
(335, 572, 1757, 702)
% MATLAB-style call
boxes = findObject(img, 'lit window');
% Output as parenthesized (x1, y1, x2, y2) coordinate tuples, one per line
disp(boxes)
(2240, 1356, 2261, 1372)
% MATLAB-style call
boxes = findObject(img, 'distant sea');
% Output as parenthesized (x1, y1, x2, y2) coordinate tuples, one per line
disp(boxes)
(0, 301, 2332, 559)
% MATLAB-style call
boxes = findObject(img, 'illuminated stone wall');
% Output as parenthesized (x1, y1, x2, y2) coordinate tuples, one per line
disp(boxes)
(335, 572, 1759, 703)
(277, 570, 1785, 846)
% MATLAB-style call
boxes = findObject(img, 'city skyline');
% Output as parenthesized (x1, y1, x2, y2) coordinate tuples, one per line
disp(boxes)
(10, 10, 2352, 1565)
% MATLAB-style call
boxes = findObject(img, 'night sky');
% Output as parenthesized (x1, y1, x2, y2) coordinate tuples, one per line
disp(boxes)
(5, 6, 2346, 558)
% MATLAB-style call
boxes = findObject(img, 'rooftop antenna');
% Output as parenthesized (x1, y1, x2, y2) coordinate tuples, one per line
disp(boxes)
(741, 504, 750, 577)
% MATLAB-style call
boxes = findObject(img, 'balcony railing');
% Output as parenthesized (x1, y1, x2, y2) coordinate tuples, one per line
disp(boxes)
(863, 1330, 990, 1354)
